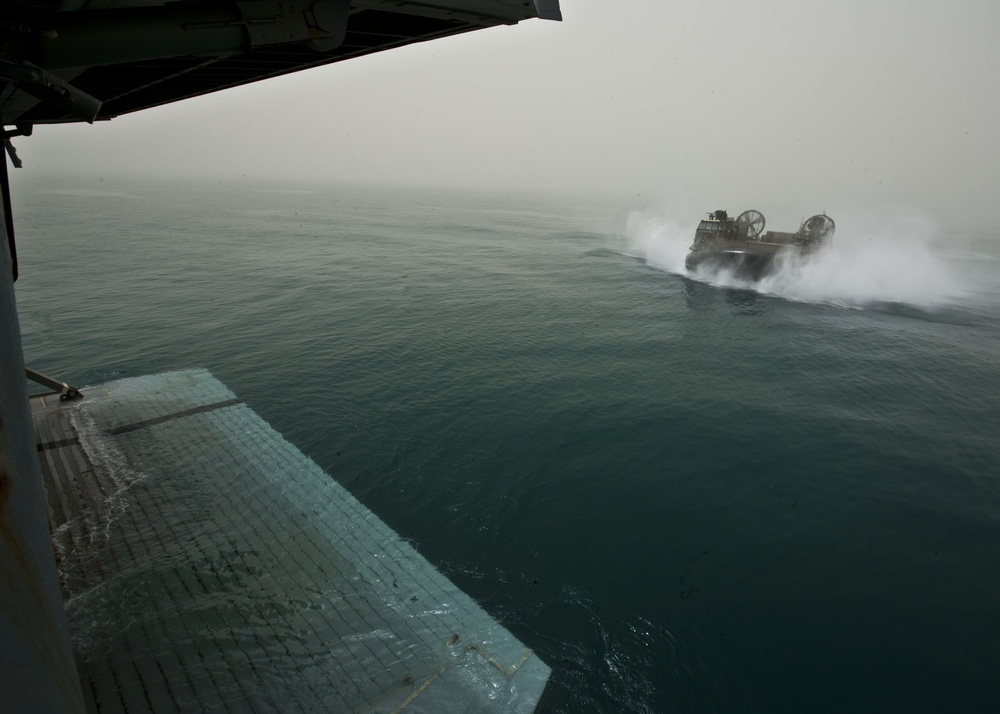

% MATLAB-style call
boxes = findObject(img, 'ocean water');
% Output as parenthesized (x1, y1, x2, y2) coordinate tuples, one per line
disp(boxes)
(11, 174, 1000, 713)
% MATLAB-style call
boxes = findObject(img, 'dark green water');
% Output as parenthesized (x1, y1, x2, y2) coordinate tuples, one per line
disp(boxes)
(12, 175, 1000, 712)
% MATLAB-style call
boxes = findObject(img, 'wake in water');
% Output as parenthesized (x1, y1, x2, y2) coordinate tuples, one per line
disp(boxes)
(621, 206, 974, 309)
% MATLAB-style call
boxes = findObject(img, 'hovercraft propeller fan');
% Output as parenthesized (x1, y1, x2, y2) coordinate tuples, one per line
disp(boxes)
(799, 214, 836, 245)
(735, 210, 765, 240)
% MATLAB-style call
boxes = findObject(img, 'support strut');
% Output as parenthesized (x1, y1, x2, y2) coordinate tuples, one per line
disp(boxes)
(25, 367, 83, 401)
(1, 117, 16, 282)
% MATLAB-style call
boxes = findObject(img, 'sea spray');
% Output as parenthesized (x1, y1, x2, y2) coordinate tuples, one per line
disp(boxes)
(620, 207, 695, 274)
(758, 208, 965, 307)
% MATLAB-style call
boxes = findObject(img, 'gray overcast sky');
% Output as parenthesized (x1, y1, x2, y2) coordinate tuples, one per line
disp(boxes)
(16, 0, 1000, 229)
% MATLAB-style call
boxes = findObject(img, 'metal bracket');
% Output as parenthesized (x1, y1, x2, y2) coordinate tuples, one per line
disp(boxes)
(3, 135, 22, 168)
(0, 60, 102, 123)
(533, 0, 563, 21)
(25, 367, 83, 401)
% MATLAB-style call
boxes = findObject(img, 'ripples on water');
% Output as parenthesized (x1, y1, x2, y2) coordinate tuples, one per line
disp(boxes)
(13, 175, 1000, 713)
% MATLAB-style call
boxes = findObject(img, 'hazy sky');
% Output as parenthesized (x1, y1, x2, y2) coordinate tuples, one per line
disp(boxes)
(15, 0, 1000, 229)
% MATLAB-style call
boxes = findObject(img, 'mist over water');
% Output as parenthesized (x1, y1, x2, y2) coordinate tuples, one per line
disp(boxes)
(622, 205, 978, 310)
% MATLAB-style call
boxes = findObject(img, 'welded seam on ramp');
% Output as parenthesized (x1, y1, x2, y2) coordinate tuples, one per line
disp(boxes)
(106, 397, 245, 435)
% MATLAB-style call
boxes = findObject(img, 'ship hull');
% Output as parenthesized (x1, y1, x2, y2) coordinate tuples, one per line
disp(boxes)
(685, 242, 787, 281)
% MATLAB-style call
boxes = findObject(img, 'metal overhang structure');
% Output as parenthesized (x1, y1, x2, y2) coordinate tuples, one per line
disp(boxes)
(0, 0, 561, 126)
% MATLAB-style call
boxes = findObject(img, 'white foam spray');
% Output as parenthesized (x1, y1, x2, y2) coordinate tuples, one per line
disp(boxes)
(51, 405, 150, 604)
(620, 207, 693, 274)
(622, 205, 972, 309)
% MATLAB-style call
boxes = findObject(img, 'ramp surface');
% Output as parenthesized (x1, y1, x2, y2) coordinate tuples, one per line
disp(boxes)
(33, 369, 549, 713)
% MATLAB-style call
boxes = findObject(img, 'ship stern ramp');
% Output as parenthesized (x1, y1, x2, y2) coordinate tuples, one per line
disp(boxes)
(32, 368, 549, 713)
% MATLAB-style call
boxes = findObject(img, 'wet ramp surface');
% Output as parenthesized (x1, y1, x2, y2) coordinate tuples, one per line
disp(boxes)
(33, 369, 549, 713)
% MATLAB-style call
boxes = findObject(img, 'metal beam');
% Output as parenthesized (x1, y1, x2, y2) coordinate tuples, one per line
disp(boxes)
(0, 157, 85, 713)
(1, 0, 352, 71)
(25, 368, 82, 401)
